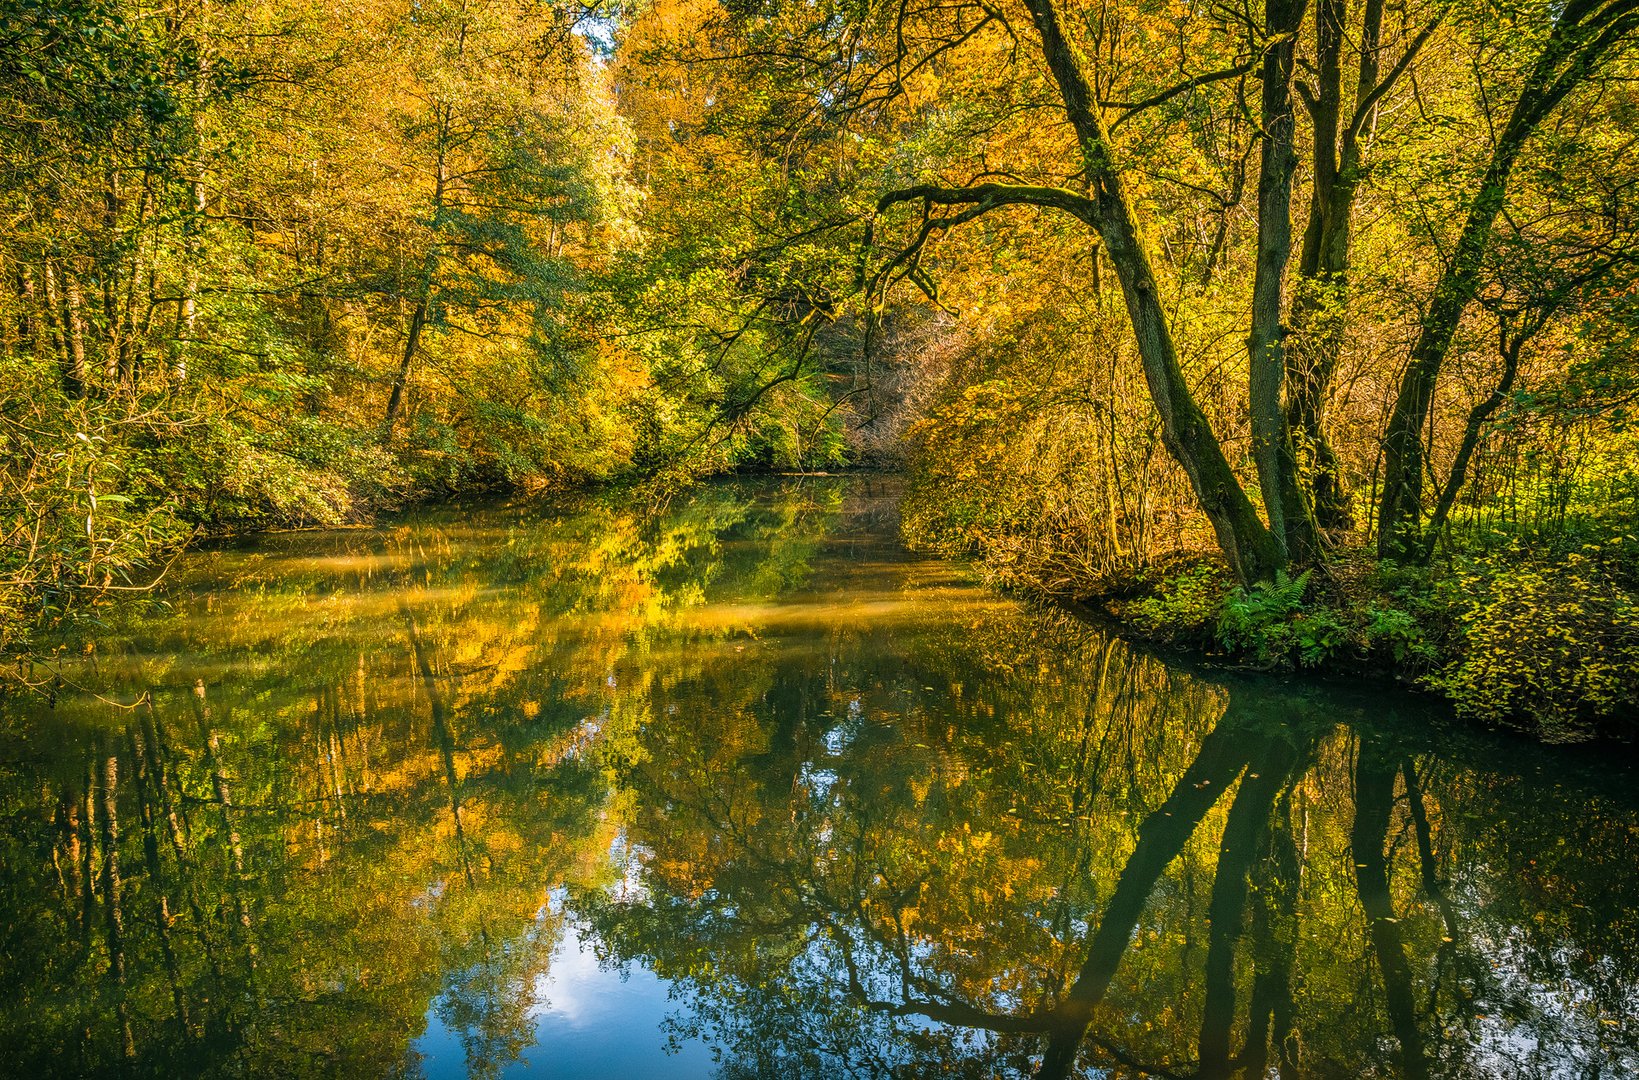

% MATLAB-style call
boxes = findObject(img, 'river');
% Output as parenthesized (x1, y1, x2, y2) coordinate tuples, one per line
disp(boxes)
(1, 476, 1635, 1078)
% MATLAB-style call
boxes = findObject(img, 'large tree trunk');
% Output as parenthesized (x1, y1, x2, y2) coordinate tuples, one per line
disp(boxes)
(1377, 144, 1522, 558)
(1022, 0, 1285, 584)
(1290, 0, 1445, 538)
(1286, 0, 1378, 536)
(1248, 0, 1319, 565)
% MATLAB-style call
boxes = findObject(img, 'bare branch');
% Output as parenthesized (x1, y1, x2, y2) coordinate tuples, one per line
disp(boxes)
(1346, 12, 1445, 142)
(1105, 52, 1264, 131)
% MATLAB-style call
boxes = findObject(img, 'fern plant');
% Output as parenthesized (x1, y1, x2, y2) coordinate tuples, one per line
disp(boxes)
(1216, 569, 1312, 664)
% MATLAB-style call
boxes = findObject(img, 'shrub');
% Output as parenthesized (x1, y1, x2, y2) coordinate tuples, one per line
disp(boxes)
(1292, 607, 1352, 667)
(1361, 604, 1435, 666)
(1121, 562, 1229, 642)
(0, 383, 192, 650)
(1209, 571, 1422, 670)
(1430, 550, 1639, 742)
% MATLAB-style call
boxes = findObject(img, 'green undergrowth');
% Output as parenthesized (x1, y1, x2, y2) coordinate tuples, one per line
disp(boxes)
(1095, 541, 1639, 744)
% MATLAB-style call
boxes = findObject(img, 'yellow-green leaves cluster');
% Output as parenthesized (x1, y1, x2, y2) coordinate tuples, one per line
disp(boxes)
(1434, 550, 1639, 741)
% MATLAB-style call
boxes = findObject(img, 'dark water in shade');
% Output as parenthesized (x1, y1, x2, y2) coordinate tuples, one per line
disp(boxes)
(2, 477, 1637, 1080)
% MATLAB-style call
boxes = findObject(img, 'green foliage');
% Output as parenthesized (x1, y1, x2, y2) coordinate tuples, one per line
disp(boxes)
(1216, 570, 1314, 665)
(1208, 570, 1437, 672)
(0, 369, 192, 648)
(1361, 604, 1433, 666)
(1120, 562, 1230, 642)
(1292, 607, 1352, 667)
(1431, 549, 1639, 742)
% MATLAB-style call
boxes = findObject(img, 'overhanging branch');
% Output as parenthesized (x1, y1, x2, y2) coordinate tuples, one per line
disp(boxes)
(874, 181, 1099, 220)
(859, 182, 1100, 306)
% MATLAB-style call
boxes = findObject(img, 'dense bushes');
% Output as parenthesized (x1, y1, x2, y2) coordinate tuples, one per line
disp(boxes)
(0, 379, 188, 650)
(1431, 548, 1639, 742)
(1084, 545, 1637, 742)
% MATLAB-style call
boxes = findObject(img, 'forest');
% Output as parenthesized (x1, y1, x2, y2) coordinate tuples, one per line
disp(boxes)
(2, 0, 1637, 739)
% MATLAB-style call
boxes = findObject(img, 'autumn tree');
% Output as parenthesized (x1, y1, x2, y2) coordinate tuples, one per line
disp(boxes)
(640, 0, 1639, 582)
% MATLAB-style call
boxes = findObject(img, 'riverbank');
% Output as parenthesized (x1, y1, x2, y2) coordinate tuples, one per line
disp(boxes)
(810, 457, 1639, 748)
(896, 449, 1639, 746)
(9, 461, 1636, 746)
(944, 536, 1639, 746)
(0, 460, 881, 658)
(0, 400, 720, 656)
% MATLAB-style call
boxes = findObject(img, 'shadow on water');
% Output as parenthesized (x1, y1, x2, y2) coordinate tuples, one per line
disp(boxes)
(1, 476, 1636, 1078)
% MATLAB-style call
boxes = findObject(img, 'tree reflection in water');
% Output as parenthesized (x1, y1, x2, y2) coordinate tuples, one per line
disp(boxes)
(0, 478, 1635, 1078)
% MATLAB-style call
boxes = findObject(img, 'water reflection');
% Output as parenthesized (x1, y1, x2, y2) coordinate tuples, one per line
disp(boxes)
(0, 478, 1635, 1078)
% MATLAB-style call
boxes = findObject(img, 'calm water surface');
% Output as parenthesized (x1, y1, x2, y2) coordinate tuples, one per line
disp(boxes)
(2, 477, 1636, 1078)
